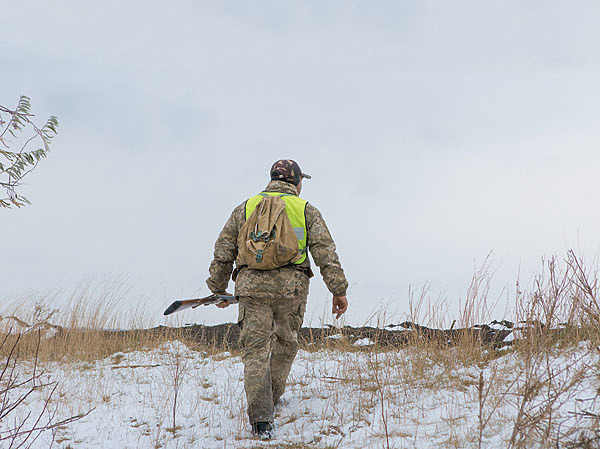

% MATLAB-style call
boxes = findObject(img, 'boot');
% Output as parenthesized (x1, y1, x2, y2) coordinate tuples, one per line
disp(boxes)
(251, 421, 273, 440)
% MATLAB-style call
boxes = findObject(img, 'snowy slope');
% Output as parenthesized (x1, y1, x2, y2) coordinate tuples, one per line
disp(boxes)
(3, 341, 599, 449)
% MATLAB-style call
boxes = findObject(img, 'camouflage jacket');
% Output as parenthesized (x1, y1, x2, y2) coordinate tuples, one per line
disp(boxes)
(206, 180, 348, 299)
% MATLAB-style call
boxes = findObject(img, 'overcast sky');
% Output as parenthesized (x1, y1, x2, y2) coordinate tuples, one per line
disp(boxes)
(2, 0, 599, 327)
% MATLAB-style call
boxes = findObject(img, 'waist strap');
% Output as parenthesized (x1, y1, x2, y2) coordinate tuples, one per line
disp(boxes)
(232, 264, 314, 281)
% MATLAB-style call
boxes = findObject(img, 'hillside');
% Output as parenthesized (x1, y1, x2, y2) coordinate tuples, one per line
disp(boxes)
(1, 319, 598, 449)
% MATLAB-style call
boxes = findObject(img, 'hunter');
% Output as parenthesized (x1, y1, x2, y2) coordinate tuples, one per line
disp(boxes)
(206, 159, 349, 440)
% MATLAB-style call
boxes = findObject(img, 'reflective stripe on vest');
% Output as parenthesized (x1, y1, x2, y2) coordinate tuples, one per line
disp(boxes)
(245, 192, 308, 264)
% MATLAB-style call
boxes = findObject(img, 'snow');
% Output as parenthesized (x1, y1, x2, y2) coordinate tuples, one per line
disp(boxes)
(353, 338, 375, 347)
(3, 341, 599, 448)
(326, 333, 343, 340)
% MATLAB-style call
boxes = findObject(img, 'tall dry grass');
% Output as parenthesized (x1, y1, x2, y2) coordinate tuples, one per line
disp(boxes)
(354, 251, 600, 448)
(0, 277, 187, 363)
(0, 253, 598, 448)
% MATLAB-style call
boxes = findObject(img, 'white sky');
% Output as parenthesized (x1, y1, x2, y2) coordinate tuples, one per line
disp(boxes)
(2, 0, 600, 327)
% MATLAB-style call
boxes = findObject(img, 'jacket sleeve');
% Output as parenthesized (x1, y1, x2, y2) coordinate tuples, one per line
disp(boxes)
(305, 203, 348, 297)
(206, 203, 245, 294)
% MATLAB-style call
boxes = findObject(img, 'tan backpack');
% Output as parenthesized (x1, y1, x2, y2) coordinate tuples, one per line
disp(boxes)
(237, 195, 302, 270)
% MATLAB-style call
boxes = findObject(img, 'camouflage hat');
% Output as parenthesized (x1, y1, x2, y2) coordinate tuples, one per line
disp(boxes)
(270, 159, 311, 186)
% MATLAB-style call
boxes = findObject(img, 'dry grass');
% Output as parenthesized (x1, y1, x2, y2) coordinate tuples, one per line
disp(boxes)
(0, 252, 599, 448)
(0, 277, 201, 363)
(352, 251, 600, 449)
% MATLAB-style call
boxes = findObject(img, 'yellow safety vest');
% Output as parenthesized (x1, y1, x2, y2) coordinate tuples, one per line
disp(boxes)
(245, 192, 308, 264)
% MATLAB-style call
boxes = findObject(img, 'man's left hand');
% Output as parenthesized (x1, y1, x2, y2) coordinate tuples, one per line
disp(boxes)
(332, 295, 348, 319)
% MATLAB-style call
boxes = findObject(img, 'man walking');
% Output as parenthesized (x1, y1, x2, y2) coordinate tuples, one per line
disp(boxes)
(206, 159, 348, 440)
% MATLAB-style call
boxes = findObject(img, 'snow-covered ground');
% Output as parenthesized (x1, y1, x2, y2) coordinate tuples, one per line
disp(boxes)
(3, 340, 599, 448)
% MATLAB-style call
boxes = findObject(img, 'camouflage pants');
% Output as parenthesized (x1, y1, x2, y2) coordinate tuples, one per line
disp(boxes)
(237, 294, 307, 424)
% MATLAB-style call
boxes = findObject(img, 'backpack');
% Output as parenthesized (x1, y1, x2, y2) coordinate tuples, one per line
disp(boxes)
(237, 195, 302, 270)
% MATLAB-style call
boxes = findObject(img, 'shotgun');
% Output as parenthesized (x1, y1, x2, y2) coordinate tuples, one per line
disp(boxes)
(163, 294, 238, 316)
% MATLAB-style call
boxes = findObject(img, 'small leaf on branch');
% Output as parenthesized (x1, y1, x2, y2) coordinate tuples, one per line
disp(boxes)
(1, 96, 58, 208)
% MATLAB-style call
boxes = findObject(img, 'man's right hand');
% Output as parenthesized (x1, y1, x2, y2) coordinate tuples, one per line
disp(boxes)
(332, 295, 348, 319)
(214, 292, 233, 308)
